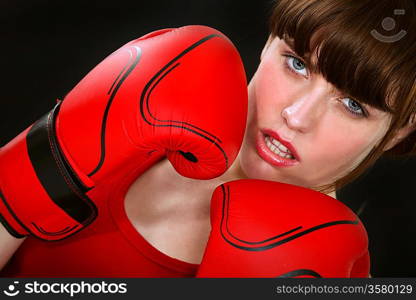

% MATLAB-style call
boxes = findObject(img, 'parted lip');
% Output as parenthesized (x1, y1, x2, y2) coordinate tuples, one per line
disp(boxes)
(261, 128, 300, 161)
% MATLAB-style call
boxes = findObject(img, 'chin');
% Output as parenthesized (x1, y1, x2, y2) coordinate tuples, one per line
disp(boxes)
(240, 149, 288, 181)
(239, 147, 314, 189)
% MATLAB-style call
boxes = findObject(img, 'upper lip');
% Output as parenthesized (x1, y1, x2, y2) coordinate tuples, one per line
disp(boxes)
(262, 129, 300, 161)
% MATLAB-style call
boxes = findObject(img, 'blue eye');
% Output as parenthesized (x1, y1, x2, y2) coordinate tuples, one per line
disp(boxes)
(285, 55, 308, 76)
(341, 97, 367, 117)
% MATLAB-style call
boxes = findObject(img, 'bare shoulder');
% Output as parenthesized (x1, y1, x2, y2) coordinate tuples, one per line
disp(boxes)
(123, 159, 218, 264)
(329, 190, 337, 199)
(0, 222, 26, 270)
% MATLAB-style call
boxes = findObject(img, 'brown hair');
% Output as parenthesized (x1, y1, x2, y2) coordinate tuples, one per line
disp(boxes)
(268, 0, 416, 192)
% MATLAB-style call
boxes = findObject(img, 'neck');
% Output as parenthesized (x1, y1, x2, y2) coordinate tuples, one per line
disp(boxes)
(217, 157, 247, 183)
(217, 157, 337, 199)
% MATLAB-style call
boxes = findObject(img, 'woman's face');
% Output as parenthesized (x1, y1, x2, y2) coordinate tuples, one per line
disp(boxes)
(238, 36, 392, 188)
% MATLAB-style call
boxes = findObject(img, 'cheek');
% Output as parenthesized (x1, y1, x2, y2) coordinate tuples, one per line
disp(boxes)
(321, 133, 370, 161)
(310, 120, 386, 176)
(252, 59, 293, 121)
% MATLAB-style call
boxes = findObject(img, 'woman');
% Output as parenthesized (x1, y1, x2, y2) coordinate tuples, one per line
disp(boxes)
(1, 0, 415, 276)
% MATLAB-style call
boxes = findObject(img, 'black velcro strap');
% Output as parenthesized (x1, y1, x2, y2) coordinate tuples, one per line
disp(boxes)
(26, 102, 97, 226)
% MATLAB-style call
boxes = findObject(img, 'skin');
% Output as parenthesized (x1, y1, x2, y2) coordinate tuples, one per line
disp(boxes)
(124, 35, 414, 265)
(1, 35, 415, 273)
(236, 36, 394, 190)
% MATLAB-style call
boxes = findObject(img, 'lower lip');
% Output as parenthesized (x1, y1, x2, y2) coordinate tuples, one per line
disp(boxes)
(255, 131, 299, 167)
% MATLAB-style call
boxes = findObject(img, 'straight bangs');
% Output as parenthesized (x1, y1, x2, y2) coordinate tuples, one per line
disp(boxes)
(269, 0, 416, 117)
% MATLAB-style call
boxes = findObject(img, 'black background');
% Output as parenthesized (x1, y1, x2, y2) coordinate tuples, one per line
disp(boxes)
(1, 0, 415, 277)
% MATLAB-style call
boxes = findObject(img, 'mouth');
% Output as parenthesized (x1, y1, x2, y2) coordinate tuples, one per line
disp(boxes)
(255, 129, 300, 167)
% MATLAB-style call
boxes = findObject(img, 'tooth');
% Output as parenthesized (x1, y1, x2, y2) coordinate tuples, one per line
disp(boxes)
(270, 137, 291, 154)
(265, 135, 296, 160)
(278, 144, 288, 153)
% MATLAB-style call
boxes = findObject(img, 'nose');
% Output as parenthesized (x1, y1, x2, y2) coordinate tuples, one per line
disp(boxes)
(281, 86, 328, 133)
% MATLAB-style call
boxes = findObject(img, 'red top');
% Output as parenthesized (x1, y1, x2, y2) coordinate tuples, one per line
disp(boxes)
(0, 167, 199, 278)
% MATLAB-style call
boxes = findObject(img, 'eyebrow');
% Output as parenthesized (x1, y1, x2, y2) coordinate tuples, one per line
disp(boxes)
(282, 36, 359, 100)
(282, 37, 319, 73)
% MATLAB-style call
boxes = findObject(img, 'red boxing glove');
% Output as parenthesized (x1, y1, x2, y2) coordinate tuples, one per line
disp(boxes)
(196, 180, 370, 278)
(0, 26, 247, 241)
